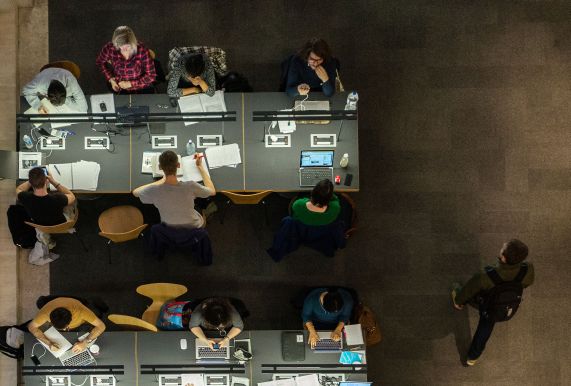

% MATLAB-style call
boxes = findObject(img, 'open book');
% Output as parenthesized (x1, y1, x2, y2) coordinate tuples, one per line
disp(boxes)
(178, 90, 227, 126)
(24, 98, 86, 129)
(48, 161, 101, 191)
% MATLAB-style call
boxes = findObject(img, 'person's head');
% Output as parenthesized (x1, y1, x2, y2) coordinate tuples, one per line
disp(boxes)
(28, 167, 47, 190)
(500, 239, 529, 265)
(183, 54, 205, 79)
(112, 26, 137, 59)
(322, 289, 344, 313)
(47, 80, 66, 106)
(310, 179, 334, 207)
(202, 298, 231, 329)
(158, 150, 179, 176)
(298, 38, 332, 70)
(49, 307, 72, 330)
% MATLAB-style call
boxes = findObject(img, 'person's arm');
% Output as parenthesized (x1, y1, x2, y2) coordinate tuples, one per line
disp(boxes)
(305, 321, 320, 348)
(65, 75, 88, 112)
(129, 48, 157, 90)
(330, 321, 345, 341)
(132, 176, 165, 198)
(167, 64, 185, 97)
(22, 73, 46, 111)
(218, 326, 241, 348)
(27, 319, 60, 350)
(201, 62, 216, 97)
(16, 181, 31, 195)
(285, 58, 302, 97)
(455, 272, 485, 306)
(196, 155, 215, 195)
(96, 43, 115, 82)
(71, 317, 106, 353)
(317, 63, 336, 97)
(47, 173, 75, 205)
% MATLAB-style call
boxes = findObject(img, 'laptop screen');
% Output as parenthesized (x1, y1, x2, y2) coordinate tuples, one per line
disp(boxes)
(300, 150, 334, 167)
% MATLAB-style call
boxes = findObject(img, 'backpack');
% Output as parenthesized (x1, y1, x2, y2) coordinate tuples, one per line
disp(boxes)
(481, 263, 528, 322)
(219, 72, 253, 92)
(0, 322, 29, 359)
(353, 303, 381, 346)
(157, 301, 192, 330)
(7, 205, 36, 249)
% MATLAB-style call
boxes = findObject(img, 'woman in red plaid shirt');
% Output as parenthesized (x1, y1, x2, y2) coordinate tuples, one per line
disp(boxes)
(96, 26, 156, 94)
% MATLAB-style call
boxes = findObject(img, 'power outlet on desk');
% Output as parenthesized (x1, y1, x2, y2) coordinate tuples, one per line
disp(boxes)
(205, 374, 230, 386)
(197, 134, 223, 148)
(90, 375, 117, 386)
(40, 137, 65, 150)
(265, 134, 291, 148)
(46, 375, 71, 386)
(152, 135, 177, 149)
(310, 134, 337, 147)
(85, 136, 110, 150)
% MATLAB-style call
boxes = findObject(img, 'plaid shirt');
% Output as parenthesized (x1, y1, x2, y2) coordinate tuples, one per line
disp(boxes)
(96, 42, 156, 90)
(168, 46, 227, 77)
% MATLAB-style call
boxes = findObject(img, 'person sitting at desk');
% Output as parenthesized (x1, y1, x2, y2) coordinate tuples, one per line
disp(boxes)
(28, 297, 106, 353)
(291, 179, 340, 226)
(189, 298, 244, 348)
(16, 167, 75, 247)
(286, 38, 337, 98)
(133, 150, 215, 229)
(302, 288, 353, 348)
(96, 25, 156, 94)
(22, 67, 88, 113)
(167, 52, 216, 97)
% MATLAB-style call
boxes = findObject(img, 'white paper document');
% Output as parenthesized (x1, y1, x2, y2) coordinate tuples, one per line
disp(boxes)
(180, 154, 210, 182)
(39, 327, 73, 358)
(178, 90, 227, 126)
(48, 160, 100, 190)
(258, 379, 296, 386)
(141, 152, 159, 173)
(24, 98, 86, 128)
(204, 143, 241, 169)
(344, 324, 365, 346)
(18, 152, 43, 179)
(294, 375, 320, 386)
(181, 374, 205, 386)
(90, 93, 116, 114)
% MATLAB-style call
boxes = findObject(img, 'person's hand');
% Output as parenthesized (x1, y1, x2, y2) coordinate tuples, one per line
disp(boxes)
(38, 106, 49, 114)
(451, 288, 464, 310)
(195, 153, 204, 168)
(189, 76, 203, 86)
(207, 339, 219, 349)
(315, 66, 329, 83)
(109, 78, 120, 92)
(218, 337, 229, 348)
(49, 341, 60, 351)
(118, 80, 132, 89)
(72, 341, 87, 353)
(308, 332, 319, 349)
(297, 83, 310, 95)
(330, 329, 342, 341)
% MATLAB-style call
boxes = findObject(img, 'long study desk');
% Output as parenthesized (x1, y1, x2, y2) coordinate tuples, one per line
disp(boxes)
(15, 93, 359, 193)
(23, 330, 368, 386)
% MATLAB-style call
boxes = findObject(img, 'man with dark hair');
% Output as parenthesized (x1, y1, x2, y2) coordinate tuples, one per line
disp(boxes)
(302, 288, 354, 348)
(292, 179, 340, 226)
(452, 239, 535, 366)
(286, 38, 337, 97)
(133, 150, 215, 228)
(167, 52, 216, 97)
(28, 297, 106, 353)
(189, 298, 244, 349)
(22, 67, 87, 113)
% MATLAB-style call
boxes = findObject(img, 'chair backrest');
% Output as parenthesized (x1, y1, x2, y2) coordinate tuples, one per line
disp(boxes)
(108, 314, 158, 332)
(24, 209, 78, 234)
(98, 205, 147, 243)
(40, 60, 81, 79)
(221, 190, 272, 205)
(168, 46, 228, 77)
(278, 55, 295, 92)
(338, 193, 357, 237)
(137, 283, 188, 325)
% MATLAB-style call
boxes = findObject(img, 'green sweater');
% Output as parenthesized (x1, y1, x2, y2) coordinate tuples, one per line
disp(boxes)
(456, 261, 535, 305)
(291, 194, 341, 226)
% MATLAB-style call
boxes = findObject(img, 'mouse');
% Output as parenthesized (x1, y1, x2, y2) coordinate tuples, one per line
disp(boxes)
(180, 338, 187, 350)
(100, 102, 107, 112)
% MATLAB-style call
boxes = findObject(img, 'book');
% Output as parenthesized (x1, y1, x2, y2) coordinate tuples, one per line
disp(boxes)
(178, 90, 227, 126)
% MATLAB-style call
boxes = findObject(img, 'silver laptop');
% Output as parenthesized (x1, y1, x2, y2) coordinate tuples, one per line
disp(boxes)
(299, 150, 334, 187)
(312, 331, 343, 353)
(40, 327, 96, 366)
(195, 339, 230, 360)
(294, 100, 330, 111)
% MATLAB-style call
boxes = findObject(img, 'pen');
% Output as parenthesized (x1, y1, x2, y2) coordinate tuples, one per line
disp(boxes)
(53, 165, 61, 175)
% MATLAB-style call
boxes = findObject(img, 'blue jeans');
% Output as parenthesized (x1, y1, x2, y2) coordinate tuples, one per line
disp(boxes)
(467, 312, 496, 360)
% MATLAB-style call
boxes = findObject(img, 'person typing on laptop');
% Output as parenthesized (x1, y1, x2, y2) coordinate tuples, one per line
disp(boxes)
(302, 288, 353, 348)
(292, 179, 340, 226)
(28, 297, 106, 353)
(189, 298, 244, 349)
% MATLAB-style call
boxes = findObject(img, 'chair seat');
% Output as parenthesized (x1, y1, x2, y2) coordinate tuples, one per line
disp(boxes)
(40, 60, 81, 79)
(24, 208, 78, 234)
(98, 205, 147, 243)
(108, 314, 158, 332)
(137, 283, 188, 325)
(221, 190, 272, 205)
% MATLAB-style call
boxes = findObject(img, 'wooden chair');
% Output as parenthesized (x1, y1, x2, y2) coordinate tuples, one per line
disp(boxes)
(339, 193, 358, 238)
(136, 283, 188, 325)
(219, 191, 272, 225)
(25, 209, 87, 251)
(98, 205, 147, 264)
(108, 314, 158, 332)
(40, 60, 81, 79)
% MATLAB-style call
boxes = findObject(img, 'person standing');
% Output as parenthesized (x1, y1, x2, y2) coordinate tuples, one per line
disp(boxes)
(451, 239, 535, 366)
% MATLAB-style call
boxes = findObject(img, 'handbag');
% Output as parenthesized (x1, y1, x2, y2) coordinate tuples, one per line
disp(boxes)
(354, 303, 381, 346)
(335, 69, 345, 93)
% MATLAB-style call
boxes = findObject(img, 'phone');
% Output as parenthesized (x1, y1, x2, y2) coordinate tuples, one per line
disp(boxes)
(31, 354, 41, 365)
(40, 166, 48, 176)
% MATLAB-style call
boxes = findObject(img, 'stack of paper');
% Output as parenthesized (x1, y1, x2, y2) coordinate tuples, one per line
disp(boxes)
(258, 375, 319, 386)
(18, 152, 43, 179)
(180, 154, 210, 182)
(48, 160, 100, 191)
(204, 143, 241, 169)
(178, 90, 227, 126)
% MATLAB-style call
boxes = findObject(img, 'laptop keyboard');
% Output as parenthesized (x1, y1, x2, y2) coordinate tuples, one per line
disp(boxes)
(313, 339, 343, 351)
(61, 350, 95, 366)
(197, 346, 229, 359)
(300, 168, 333, 186)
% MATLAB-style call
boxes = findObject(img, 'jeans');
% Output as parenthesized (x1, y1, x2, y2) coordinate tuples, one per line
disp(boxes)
(467, 312, 496, 360)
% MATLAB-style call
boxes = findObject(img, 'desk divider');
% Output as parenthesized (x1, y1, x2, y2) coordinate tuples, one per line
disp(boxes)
(260, 363, 367, 374)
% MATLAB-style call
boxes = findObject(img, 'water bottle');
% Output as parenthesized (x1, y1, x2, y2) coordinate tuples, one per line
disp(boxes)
(23, 134, 34, 149)
(340, 153, 349, 168)
(186, 139, 196, 156)
(345, 91, 359, 110)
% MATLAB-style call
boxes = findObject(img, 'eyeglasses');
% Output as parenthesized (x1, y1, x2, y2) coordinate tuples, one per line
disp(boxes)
(308, 55, 323, 64)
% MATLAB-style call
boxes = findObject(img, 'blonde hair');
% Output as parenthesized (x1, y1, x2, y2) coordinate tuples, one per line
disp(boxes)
(112, 26, 137, 49)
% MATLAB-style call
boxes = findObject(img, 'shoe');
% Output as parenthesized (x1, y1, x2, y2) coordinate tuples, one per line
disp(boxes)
(466, 358, 478, 366)
(451, 283, 464, 310)
(203, 202, 218, 219)
(37, 232, 56, 250)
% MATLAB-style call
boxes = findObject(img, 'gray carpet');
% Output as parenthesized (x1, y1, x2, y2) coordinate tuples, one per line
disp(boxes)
(48, 1, 571, 385)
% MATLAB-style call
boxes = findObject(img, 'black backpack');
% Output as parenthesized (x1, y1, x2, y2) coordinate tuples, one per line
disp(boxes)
(7, 204, 36, 249)
(481, 263, 528, 322)
(0, 322, 29, 359)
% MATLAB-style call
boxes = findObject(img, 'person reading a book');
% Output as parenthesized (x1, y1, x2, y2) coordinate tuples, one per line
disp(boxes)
(167, 52, 216, 97)
(22, 67, 88, 113)
(133, 150, 215, 228)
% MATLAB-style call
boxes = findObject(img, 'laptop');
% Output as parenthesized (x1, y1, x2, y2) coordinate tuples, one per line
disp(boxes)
(116, 105, 150, 126)
(299, 150, 334, 187)
(195, 339, 230, 360)
(312, 331, 343, 353)
(39, 327, 96, 366)
(293, 100, 330, 124)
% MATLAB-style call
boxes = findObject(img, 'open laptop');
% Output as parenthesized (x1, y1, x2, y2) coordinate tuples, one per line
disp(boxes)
(299, 150, 334, 187)
(293, 100, 330, 124)
(195, 339, 230, 360)
(40, 327, 96, 366)
(312, 331, 343, 353)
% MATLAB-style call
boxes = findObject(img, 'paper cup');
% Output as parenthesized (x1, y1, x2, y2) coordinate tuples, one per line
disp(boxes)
(89, 344, 100, 356)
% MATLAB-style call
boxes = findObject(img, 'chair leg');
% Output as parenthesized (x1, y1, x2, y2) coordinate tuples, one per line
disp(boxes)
(219, 200, 231, 224)
(74, 231, 88, 252)
(262, 200, 269, 226)
(107, 241, 112, 264)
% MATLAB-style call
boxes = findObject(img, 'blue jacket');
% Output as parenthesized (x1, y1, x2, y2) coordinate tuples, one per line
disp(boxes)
(149, 223, 213, 265)
(267, 216, 346, 262)
(286, 56, 337, 97)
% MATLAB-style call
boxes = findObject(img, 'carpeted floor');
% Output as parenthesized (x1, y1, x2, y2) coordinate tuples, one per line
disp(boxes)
(48, 1, 571, 385)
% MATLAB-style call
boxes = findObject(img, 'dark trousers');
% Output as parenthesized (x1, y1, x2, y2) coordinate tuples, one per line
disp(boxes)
(467, 312, 496, 360)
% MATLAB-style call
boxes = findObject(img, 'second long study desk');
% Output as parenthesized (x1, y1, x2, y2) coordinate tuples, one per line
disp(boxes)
(18, 92, 359, 192)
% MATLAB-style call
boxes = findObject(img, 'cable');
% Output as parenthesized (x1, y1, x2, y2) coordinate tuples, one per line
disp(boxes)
(295, 94, 309, 111)
(31, 342, 47, 359)
(70, 375, 89, 386)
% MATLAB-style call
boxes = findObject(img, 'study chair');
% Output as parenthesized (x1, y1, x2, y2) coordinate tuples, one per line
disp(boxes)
(136, 283, 188, 325)
(97, 205, 148, 264)
(148, 48, 166, 87)
(219, 190, 272, 225)
(107, 314, 158, 332)
(24, 209, 87, 252)
(40, 60, 81, 79)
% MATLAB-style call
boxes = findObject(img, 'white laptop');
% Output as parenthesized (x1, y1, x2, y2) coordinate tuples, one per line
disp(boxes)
(195, 339, 230, 360)
(39, 327, 95, 366)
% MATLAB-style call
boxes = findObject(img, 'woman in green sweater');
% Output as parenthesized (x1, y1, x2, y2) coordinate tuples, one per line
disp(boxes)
(292, 179, 341, 226)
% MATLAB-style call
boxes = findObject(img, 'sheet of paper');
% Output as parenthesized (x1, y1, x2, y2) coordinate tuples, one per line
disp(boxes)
(178, 90, 227, 126)
(40, 98, 86, 128)
(72, 160, 100, 191)
(181, 374, 205, 386)
(39, 327, 73, 358)
(258, 379, 296, 386)
(180, 154, 210, 182)
(151, 154, 183, 177)
(204, 143, 241, 169)
(18, 152, 43, 179)
(48, 163, 73, 188)
(201, 90, 227, 112)
(178, 94, 205, 126)
(344, 324, 364, 346)
(142, 152, 159, 174)
(232, 376, 250, 386)
(295, 374, 320, 386)
(90, 93, 116, 114)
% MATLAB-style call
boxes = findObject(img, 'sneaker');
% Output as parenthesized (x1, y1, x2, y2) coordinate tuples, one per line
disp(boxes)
(466, 358, 478, 366)
(203, 202, 218, 219)
(37, 232, 56, 250)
